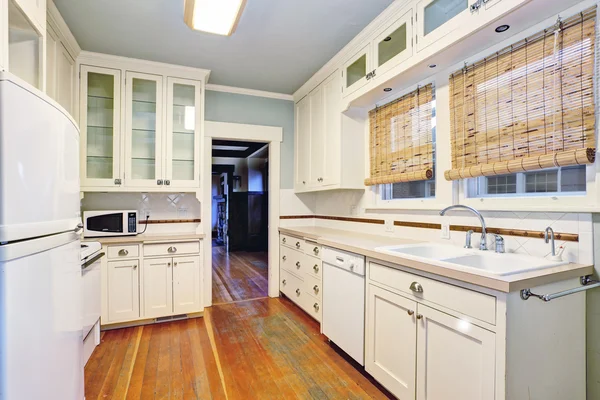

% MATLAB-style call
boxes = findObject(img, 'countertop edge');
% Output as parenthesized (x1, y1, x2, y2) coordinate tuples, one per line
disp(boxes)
(83, 234, 206, 245)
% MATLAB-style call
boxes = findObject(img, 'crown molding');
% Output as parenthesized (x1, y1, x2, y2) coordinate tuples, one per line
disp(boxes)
(206, 83, 293, 101)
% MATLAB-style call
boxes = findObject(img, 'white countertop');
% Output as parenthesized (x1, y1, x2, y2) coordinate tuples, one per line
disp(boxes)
(82, 233, 205, 245)
(279, 226, 593, 293)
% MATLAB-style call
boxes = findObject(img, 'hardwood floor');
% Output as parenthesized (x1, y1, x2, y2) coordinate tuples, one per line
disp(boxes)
(212, 245, 268, 305)
(85, 297, 393, 400)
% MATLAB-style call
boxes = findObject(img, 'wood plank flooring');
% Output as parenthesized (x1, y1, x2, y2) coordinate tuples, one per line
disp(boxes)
(212, 246, 268, 305)
(85, 297, 392, 400)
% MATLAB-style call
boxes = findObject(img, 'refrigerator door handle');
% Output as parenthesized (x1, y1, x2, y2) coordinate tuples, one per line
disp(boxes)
(74, 223, 84, 235)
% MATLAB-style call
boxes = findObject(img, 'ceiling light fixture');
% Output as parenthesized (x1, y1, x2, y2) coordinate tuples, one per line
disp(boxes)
(184, 0, 247, 36)
(383, 88, 392, 92)
(495, 24, 510, 33)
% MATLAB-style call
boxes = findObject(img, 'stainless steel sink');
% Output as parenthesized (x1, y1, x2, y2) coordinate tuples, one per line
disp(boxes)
(375, 243, 568, 276)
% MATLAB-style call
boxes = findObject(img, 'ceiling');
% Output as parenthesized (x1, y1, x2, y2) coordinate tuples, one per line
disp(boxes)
(53, 0, 394, 94)
(212, 140, 267, 158)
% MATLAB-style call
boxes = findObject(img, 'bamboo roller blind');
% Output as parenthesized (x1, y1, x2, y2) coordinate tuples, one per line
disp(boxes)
(445, 7, 597, 181)
(365, 84, 435, 186)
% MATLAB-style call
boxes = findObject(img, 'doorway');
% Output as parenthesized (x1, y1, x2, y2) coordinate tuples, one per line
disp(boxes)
(210, 139, 270, 304)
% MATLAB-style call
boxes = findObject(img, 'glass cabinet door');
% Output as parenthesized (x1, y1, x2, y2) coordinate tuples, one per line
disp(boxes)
(80, 65, 121, 187)
(342, 43, 371, 97)
(165, 77, 201, 188)
(373, 8, 413, 78)
(125, 72, 163, 187)
(417, 0, 471, 52)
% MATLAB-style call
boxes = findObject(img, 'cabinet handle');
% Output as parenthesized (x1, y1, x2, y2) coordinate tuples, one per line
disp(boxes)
(157, 179, 164, 185)
(118, 249, 129, 256)
(114, 178, 122, 185)
(313, 303, 320, 312)
(133, 264, 137, 269)
(295, 261, 301, 269)
(416, 314, 423, 320)
(168, 246, 177, 253)
(313, 264, 319, 273)
(302, 181, 306, 185)
(168, 262, 171, 267)
(295, 288, 301, 296)
(410, 282, 423, 293)
(282, 279, 287, 285)
(295, 242, 301, 248)
(313, 285, 319, 294)
(313, 247, 319, 255)
(282, 255, 287, 261)
(407, 309, 415, 316)
(282, 237, 287, 243)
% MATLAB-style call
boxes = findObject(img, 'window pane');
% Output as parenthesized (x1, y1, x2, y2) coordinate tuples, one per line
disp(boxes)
(486, 175, 517, 195)
(561, 165, 586, 192)
(384, 180, 435, 199)
(525, 170, 558, 193)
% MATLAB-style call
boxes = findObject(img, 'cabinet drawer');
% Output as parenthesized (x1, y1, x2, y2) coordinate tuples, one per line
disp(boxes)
(280, 245, 306, 275)
(107, 244, 139, 259)
(305, 242, 322, 258)
(280, 269, 303, 302)
(281, 234, 304, 251)
(369, 262, 496, 325)
(304, 255, 322, 280)
(300, 292, 321, 322)
(304, 273, 322, 300)
(144, 241, 200, 257)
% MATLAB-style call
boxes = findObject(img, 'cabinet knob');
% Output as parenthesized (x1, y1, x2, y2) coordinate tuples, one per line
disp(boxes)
(282, 279, 287, 285)
(295, 242, 301, 248)
(313, 285, 319, 294)
(410, 281, 423, 293)
(157, 179, 164, 185)
(313, 264, 319, 273)
(282, 255, 287, 261)
(313, 303, 320, 312)
(282, 237, 287, 243)
(118, 249, 129, 256)
(174, 262, 178, 267)
(302, 181, 306, 185)
(407, 309, 415, 316)
(416, 314, 423, 320)
(133, 264, 137, 269)
(165, 180, 171, 186)
(313, 247, 319, 255)
(295, 261, 301, 269)
(168, 246, 177, 253)
(295, 288, 301, 296)
(114, 178, 122, 185)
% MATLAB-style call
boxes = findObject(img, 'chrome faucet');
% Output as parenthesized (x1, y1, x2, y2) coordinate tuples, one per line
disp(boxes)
(440, 205, 487, 251)
(464, 230, 474, 249)
(545, 227, 556, 257)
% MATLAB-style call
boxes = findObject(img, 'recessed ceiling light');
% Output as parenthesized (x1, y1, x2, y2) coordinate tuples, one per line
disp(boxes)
(495, 24, 510, 33)
(184, 0, 247, 36)
(384, 88, 392, 92)
(429, 64, 437, 68)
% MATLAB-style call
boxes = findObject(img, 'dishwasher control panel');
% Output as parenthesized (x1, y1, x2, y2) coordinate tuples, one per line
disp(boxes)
(321, 247, 365, 276)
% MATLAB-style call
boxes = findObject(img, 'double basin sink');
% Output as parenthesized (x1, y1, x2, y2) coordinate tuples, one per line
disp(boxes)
(375, 243, 567, 276)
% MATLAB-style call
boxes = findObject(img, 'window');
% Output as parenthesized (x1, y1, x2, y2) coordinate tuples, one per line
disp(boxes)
(382, 180, 436, 200)
(445, 8, 597, 197)
(468, 165, 586, 197)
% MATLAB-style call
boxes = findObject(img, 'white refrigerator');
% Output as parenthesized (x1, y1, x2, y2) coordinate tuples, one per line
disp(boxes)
(0, 72, 84, 399)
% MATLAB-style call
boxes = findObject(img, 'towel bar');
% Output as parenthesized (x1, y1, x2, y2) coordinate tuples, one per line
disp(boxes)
(520, 276, 600, 302)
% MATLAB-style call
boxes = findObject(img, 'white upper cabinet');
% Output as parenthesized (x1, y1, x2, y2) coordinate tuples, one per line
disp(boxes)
(294, 95, 311, 189)
(372, 8, 414, 78)
(308, 85, 324, 187)
(165, 78, 202, 189)
(416, 304, 496, 400)
(125, 71, 164, 188)
(320, 72, 342, 186)
(12, 0, 45, 32)
(80, 65, 122, 188)
(416, 0, 475, 52)
(342, 43, 372, 98)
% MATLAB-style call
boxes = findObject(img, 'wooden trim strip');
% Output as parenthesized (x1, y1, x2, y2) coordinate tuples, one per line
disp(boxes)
(450, 225, 579, 242)
(279, 215, 579, 242)
(139, 218, 201, 225)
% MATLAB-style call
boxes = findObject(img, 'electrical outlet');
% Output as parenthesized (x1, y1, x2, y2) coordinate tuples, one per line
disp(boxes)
(385, 219, 394, 233)
(178, 207, 188, 218)
(441, 223, 450, 239)
(144, 210, 151, 219)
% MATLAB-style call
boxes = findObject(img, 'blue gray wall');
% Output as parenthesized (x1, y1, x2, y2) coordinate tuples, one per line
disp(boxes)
(205, 90, 294, 189)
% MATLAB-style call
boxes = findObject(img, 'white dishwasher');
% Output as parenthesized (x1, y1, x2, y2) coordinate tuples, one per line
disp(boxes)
(322, 246, 366, 365)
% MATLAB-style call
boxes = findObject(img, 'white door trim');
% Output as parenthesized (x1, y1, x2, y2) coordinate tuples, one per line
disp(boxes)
(202, 121, 283, 306)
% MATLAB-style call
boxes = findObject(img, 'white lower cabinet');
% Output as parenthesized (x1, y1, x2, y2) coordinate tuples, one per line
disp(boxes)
(416, 304, 495, 400)
(107, 259, 140, 322)
(101, 240, 203, 326)
(365, 284, 417, 400)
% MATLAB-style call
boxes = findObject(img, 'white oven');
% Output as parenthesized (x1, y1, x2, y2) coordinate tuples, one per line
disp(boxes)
(83, 210, 138, 238)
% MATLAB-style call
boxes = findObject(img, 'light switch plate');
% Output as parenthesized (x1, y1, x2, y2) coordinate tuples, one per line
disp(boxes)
(385, 219, 394, 233)
(441, 223, 450, 239)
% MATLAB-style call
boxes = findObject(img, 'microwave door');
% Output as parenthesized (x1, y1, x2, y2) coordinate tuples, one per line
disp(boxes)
(86, 213, 123, 233)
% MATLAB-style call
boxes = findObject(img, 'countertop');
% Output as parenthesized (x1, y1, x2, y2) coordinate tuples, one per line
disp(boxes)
(82, 233, 205, 245)
(279, 226, 594, 293)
